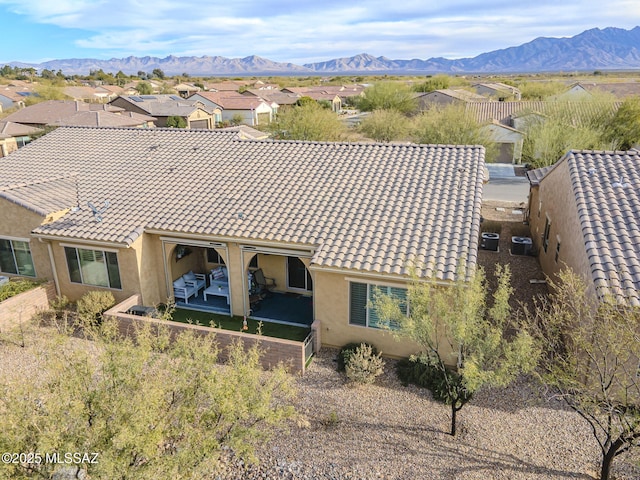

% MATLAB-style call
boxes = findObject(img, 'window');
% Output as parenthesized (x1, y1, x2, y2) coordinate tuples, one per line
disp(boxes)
(287, 256, 312, 291)
(64, 247, 121, 289)
(0, 238, 36, 277)
(349, 282, 406, 329)
(249, 255, 258, 269)
(207, 248, 226, 265)
(543, 217, 551, 253)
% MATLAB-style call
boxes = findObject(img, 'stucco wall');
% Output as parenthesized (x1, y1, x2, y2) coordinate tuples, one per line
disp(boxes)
(529, 161, 593, 288)
(105, 296, 308, 374)
(313, 269, 422, 358)
(0, 198, 53, 282)
(48, 239, 142, 303)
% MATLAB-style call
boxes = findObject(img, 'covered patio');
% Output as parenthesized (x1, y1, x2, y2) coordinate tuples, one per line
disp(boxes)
(177, 290, 313, 327)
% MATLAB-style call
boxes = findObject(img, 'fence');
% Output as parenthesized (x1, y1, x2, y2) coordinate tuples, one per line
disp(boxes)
(0, 281, 56, 332)
(104, 295, 312, 374)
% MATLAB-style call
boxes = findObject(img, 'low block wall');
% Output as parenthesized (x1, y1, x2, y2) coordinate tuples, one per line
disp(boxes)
(0, 282, 56, 332)
(105, 296, 307, 375)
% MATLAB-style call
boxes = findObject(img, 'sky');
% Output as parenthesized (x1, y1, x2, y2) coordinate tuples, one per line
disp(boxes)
(1, 0, 640, 66)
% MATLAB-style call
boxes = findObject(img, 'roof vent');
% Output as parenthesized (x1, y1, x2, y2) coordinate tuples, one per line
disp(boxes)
(88, 200, 110, 223)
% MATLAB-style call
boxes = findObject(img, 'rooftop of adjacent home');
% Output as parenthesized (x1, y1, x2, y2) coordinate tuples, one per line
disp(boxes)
(0, 126, 484, 280)
(528, 149, 640, 305)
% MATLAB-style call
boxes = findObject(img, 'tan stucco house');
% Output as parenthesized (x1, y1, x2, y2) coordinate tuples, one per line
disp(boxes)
(110, 95, 216, 129)
(0, 126, 484, 357)
(526, 149, 640, 305)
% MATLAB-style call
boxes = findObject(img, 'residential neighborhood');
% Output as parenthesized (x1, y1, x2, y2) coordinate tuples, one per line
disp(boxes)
(1, 64, 640, 479)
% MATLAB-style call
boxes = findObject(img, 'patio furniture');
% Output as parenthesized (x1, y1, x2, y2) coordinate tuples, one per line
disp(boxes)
(253, 268, 276, 296)
(173, 271, 206, 303)
(203, 284, 230, 304)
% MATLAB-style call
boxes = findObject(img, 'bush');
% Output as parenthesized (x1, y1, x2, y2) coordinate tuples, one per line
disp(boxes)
(76, 291, 116, 327)
(337, 342, 379, 372)
(345, 343, 385, 385)
(0, 279, 40, 302)
(396, 353, 470, 404)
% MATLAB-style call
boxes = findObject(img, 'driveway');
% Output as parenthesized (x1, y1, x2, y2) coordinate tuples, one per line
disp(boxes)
(483, 164, 530, 203)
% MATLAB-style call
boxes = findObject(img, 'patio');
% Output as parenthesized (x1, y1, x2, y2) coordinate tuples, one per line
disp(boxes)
(176, 291, 313, 327)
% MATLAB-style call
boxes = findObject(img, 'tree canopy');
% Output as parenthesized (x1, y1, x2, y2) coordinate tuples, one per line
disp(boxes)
(357, 82, 417, 114)
(375, 264, 538, 435)
(0, 320, 297, 479)
(268, 102, 346, 141)
(529, 269, 640, 480)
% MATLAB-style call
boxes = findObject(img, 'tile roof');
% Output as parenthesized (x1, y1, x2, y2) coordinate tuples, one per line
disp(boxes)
(525, 165, 553, 186)
(546, 150, 640, 305)
(51, 110, 156, 127)
(112, 95, 213, 117)
(418, 89, 488, 103)
(3, 101, 123, 126)
(466, 101, 622, 126)
(190, 92, 268, 110)
(0, 127, 484, 281)
(0, 121, 42, 138)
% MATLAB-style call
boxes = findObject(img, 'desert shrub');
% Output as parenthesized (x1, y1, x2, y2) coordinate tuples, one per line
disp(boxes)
(337, 342, 379, 372)
(76, 291, 116, 327)
(396, 353, 470, 404)
(0, 279, 40, 302)
(345, 343, 385, 385)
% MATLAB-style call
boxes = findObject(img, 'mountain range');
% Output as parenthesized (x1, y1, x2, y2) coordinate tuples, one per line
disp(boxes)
(8, 26, 640, 76)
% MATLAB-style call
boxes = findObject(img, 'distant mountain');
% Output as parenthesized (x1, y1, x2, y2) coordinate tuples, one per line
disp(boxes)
(305, 27, 640, 73)
(8, 27, 640, 75)
(9, 54, 313, 76)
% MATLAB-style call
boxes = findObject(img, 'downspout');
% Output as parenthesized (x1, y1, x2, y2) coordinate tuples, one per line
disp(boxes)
(41, 239, 61, 297)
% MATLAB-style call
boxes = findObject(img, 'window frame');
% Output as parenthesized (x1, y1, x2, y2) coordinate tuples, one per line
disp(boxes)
(349, 281, 406, 330)
(543, 216, 552, 253)
(0, 236, 36, 277)
(63, 245, 122, 290)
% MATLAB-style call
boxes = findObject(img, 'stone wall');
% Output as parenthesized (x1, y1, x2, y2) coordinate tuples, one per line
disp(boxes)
(0, 282, 56, 331)
(104, 296, 308, 374)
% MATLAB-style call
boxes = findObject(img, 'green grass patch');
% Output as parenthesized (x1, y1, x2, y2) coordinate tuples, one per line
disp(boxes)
(169, 308, 311, 342)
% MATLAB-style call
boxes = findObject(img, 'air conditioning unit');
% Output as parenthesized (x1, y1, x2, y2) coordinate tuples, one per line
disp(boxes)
(480, 232, 500, 251)
(511, 236, 533, 255)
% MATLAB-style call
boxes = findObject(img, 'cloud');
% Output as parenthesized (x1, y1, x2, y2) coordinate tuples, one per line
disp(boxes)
(0, 0, 639, 62)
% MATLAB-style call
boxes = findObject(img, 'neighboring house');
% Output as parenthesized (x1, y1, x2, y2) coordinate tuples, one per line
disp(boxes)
(465, 101, 622, 164)
(109, 95, 216, 128)
(217, 125, 270, 140)
(0, 85, 36, 111)
(557, 82, 640, 100)
(0, 121, 42, 155)
(62, 86, 122, 103)
(51, 110, 156, 128)
(0, 126, 485, 358)
(281, 87, 342, 112)
(242, 89, 299, 116)
(472, 82, 522, 101)
(175, 83, 201, 98)
(481, 120, 525, 164)
(526, 149, 640, 306)
(204, 80, 249, 92)
(415, 89, 488, 110)
(2, 100, 126, 129)
(188, 92, 272, 126)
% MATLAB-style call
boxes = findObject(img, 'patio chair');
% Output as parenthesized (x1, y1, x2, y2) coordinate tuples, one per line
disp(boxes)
(253, 268, 276, 296)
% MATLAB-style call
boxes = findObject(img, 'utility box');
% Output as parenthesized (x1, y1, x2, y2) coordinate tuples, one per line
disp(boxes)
(511, 236, 533, 255)
(480, 232, 500, 251)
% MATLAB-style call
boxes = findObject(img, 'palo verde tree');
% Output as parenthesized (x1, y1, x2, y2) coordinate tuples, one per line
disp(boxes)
(528, 268, 640, 480)
(358, 109, 411, 143)
(357, 81, 417, 114)
(411, 104, 498, 161)
(375, 263, 538, 435)
(603, 97, 640, 150)
(0, 319, 297, 479)
(268, 102, 346, 141)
